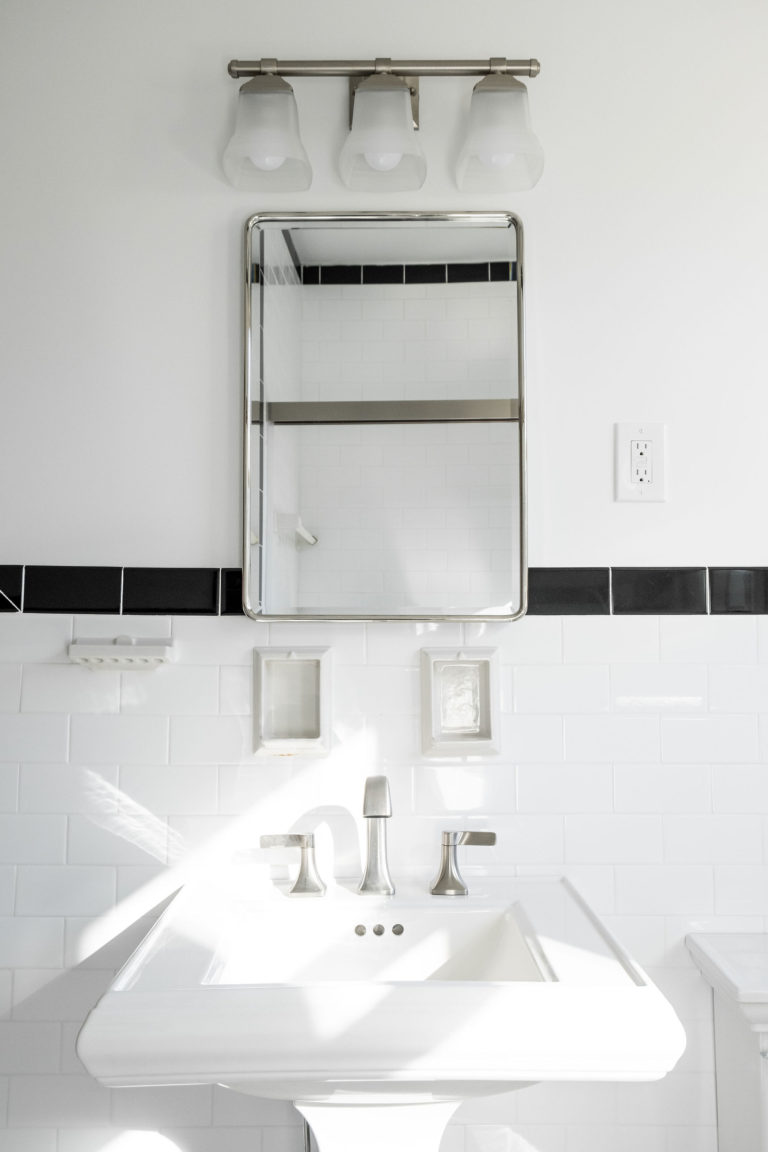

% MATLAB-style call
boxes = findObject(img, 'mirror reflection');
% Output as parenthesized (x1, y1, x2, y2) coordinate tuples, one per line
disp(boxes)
(243, 213, 526, 621)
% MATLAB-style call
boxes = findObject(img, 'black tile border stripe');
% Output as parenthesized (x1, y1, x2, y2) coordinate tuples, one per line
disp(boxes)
(0, 566, 23, 613)
(527, 568, 610, 615)
(3, 566, 768, 616)
(254, 262, 518, 287)
(300, 262, 517, 286)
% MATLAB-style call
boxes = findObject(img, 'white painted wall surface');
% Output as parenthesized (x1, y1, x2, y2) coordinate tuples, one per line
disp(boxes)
(1, 0, 767, 566)
(2, 2, 768, 1151)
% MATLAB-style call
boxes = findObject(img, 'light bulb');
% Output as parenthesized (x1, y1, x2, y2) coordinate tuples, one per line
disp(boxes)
(478, 150, 514, 170)
(252, 152, 287, 172)
(363, 151, 403, 172)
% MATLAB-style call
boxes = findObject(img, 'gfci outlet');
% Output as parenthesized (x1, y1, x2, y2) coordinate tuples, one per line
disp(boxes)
(614, 422, 667, 502)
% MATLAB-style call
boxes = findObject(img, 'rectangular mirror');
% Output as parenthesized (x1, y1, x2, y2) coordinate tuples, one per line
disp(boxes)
(242, 212, 527, 621)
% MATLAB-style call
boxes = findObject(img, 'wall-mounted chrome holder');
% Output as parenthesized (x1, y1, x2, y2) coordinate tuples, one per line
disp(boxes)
(420, 648, 499, 756)
(68, 636, 175, 670)
(254, 648, 331, 755)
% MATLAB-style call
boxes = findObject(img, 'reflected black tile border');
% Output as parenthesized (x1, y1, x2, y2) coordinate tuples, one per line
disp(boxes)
(490, 261, 517, 282)
(404, 264, 446, 284)
(319, 265, 362, 285)
(221, 568, 245, 616)
(122, 568, 219, 616)
(0, 565, 23, 612)
(363, 265, 404, 285)
(297, 263, 512, 286)
(612, 568, 707, 615)
(710, 568, 768, 613)
(528, 568, 610, 615)
(447, 261, 489, 283)
(24, 566, 121, 614)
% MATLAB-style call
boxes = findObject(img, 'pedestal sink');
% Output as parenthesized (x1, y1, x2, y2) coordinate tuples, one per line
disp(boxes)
(78, 870, 685, 1152)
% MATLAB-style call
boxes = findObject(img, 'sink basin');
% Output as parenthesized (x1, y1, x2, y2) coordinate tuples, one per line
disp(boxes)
(204, 896, 550, 986)
(78, 870, 685, 1114)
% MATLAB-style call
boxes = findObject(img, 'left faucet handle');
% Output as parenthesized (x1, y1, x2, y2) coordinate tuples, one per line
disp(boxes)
(260, 833, 326, 896)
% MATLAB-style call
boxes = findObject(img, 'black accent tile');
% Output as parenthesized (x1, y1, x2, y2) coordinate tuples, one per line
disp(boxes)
(447, 262, 489, 283)
(710, 568, 768, 613)
(528, 568, 610, 615)
(320, 266, 362, 286)
(0, 565, 23, 612)
(221, 568, 245, 615)
(24, 566, 121, 614)
(301, 265, 320, 285)
(123, 568, 219, 615)
(490, 261, 517, 282)
(363, 265, 404, 285)
(405, 264, 446, 284)
(612, 567, 707, 615)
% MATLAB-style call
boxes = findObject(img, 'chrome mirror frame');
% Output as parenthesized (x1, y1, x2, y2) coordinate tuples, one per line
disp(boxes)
(241, 210, 528, 623)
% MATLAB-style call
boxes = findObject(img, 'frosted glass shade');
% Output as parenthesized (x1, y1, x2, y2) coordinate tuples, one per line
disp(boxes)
(339, 75, 426, 191)
(223, 76, 312, 191)
(455, 75, 544, 192)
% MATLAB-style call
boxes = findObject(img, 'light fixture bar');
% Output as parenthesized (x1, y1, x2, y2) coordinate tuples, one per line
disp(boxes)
(228, 57, 540, 80)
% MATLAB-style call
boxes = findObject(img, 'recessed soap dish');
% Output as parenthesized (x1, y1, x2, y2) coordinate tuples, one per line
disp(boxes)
(68, 636, 175, 670)
(421, 647, 500, 756)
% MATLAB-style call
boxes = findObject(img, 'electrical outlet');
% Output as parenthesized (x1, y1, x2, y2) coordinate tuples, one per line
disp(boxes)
(614, 422, 667, 502)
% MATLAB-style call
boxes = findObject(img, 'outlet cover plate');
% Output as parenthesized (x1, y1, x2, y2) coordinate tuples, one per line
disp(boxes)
(614, 422, 667, 502)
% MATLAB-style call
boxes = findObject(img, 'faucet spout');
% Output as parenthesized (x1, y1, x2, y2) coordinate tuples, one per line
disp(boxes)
(359, 775, 394, 895)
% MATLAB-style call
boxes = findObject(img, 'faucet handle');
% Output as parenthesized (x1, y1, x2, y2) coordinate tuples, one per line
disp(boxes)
(442, 831, 496, 848)
(260, 833, 326, 897)
(431, 830, 497, 896)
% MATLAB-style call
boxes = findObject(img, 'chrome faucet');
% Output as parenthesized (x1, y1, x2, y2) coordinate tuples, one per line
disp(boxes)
(358, 775, 395, 895)
(260, 833, 326, 896)
(430, 830, 496, 896)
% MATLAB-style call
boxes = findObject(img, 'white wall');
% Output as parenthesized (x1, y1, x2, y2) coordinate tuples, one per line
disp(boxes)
(2, 0, 767, 567)
(2, 2, 768, 1152)
(5, 608, 763, 1152)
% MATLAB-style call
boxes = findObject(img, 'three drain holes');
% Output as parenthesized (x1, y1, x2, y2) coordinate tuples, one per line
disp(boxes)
(354, 923, 404, 937)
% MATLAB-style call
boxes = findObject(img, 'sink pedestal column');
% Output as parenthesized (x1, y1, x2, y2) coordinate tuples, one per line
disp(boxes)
(296, 1100, 461, 1152)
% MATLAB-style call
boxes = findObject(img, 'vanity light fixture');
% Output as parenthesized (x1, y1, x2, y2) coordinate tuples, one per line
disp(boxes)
(455, 73, 545, 191)
(225, 57, 542, 192)
(339, 73, 426, 191)
(222, 72, 312, 191)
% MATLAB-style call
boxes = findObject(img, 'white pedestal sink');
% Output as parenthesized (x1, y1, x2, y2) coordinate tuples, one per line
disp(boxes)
(78, 870, 685, 1152)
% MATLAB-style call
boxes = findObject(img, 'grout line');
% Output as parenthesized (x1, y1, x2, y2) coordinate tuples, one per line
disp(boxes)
(608, 567, 614, 615)
(705, 566, 711, 615)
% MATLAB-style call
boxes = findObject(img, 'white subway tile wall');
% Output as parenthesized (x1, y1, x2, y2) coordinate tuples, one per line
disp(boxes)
(2, 610, 768, 1150)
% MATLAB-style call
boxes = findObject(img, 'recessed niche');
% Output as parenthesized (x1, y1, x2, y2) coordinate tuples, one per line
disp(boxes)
(420, 648, 499, 757)
(254, 648, 330, 755)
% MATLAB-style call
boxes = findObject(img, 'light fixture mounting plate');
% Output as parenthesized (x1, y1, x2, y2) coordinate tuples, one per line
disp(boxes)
(347, 75, 420, 130)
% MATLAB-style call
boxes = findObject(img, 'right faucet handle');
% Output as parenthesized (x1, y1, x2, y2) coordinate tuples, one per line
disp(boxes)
(430, 830, 497, 896)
